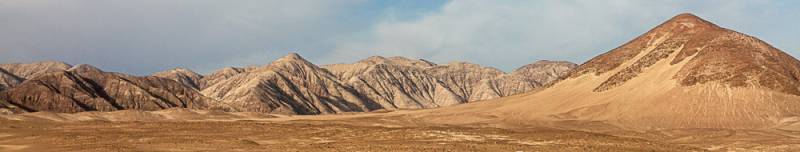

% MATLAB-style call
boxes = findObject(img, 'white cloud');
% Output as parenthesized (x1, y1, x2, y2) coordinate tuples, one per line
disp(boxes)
(0, 0, 366, 74)
(328, 0, 799, 71)
(0, 0, 797, 74)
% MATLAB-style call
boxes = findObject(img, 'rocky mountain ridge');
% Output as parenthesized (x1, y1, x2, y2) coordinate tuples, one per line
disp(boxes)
(0, 61, 72, 91)
(325, 58, 465, 110)
(152, 68, 204, 89)
(0, 64, 220, 113)
(200, 53, 377, 114)
(323, 56, 576, 110)
(0, 53, 575, 114)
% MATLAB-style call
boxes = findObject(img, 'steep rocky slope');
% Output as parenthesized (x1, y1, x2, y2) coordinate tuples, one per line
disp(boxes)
(201, 53, 377, 114)
(572, 13, 800, 94)
(198, 67, 246, 89)
(324, 56, 435, 81)
(424, 62, 505, 101)
(152, 68, 204, 89)
(325, 57, 464, 110)
(512, 60, 578, 86)
(0, 69, 22, 91)
(0, 61, 72, 79)
(326, 57, 576, 106)
(415, 13, 800, 129)
(0, 64, 217, 113)
(0, 61, 73, 91)
(0, 56, 576, 115)
(474, 60, 577, 97)
(0, 54, 576, 115)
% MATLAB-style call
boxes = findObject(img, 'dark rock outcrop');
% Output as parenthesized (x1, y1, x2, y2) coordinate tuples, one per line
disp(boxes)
(0, 64, 218, 113)
(153, 68, 204, 89)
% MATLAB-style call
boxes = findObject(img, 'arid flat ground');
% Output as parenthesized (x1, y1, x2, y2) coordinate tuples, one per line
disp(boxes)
(2, 112, 800, 152)
(0, 119, 704, 152)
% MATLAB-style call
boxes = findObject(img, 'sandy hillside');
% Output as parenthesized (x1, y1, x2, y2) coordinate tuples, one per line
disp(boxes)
(405, 13, 800, 130)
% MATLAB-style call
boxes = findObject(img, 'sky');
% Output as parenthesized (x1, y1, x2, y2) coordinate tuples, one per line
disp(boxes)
(0, 0, 798, 75)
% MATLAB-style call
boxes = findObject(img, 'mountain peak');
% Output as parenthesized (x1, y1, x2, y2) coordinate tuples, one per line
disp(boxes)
(273, 52, 311, 64)
(172, 67, 190, 71)
(34, 60, 73, 68)
(269, 53, 315, 67)
(154, 67, 201, 77)
(363, 56, 387, 61)
(67, 64, 104, 73)
(672, 13, 701, 19)
(279, 53, 304, 61)
(0, 60, 73, 79)
(266, 52, 325, 72)
(153, 67, 203, 89)
(572, 12, 800, 96)
(172, 68, 200, 75)
(658, 13, 720, 31)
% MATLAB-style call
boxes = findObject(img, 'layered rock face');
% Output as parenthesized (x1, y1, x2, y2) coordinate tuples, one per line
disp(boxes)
(198, 67, 246, 89)
(424, 62, 505, 101)
(512, 60, 578, 86)
(153, 68, 204, 89)
(324, 56, 436, 81)
(201, 53, 377, 114)
(325, 57, 464, 110)
(0, 64, 216, 113)
(0, 69, 22, 91)
(0, 54, 576, 115)
(0, 61, 72, 79)
(0, 61, 73, 91)
(325, 56, 576, 110)
(474, 60, 577, 98)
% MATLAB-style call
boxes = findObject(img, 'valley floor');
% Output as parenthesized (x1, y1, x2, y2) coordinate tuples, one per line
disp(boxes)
(0, 119, 700, 152)
(1, 112, 800, 152)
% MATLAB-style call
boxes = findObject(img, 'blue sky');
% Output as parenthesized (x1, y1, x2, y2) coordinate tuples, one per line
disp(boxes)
(0, 0, 798, 75)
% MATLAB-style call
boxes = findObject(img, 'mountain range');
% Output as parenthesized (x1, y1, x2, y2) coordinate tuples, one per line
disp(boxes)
(3, 13, 800, 131)
(0, 53, 575, 115)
